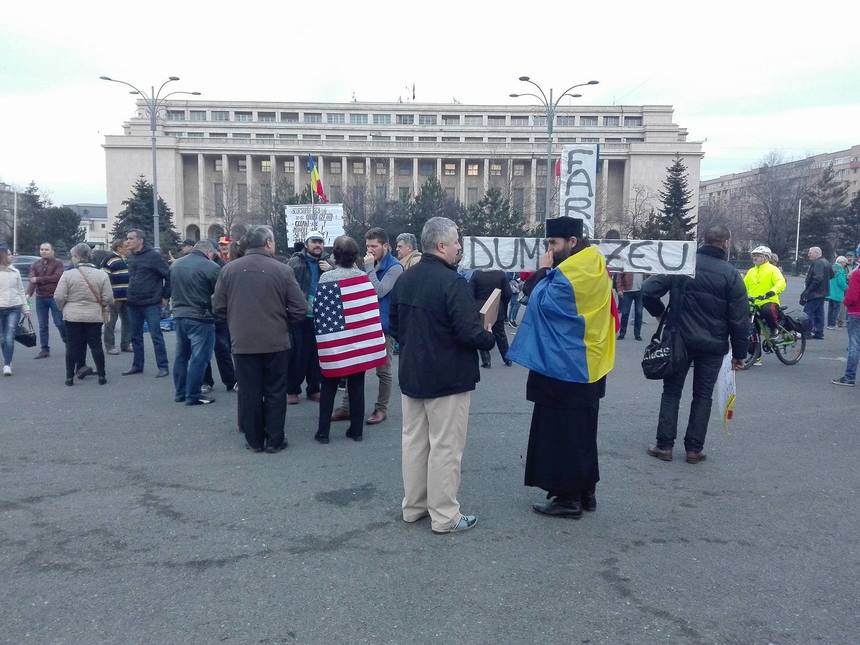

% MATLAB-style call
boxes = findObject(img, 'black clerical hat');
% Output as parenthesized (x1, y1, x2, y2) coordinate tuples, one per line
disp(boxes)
(546, 216, 583, 239)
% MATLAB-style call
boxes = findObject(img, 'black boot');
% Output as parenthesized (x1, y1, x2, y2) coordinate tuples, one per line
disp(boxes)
(581, 488, 597, 512)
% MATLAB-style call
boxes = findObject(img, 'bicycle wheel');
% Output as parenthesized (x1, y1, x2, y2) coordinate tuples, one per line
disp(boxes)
(742, 334, 762, 369)
(774, 327, 805, 365)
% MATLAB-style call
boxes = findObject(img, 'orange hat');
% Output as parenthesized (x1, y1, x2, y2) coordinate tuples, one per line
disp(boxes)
(218, 236, 232, 245)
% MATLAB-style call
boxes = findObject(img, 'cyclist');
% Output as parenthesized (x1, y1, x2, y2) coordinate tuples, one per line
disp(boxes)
(744, 246, 786, 336)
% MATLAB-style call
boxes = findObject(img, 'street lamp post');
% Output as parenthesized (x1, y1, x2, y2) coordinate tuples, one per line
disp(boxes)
(510, 76, 599, 228)
(100, 76, 200, 251)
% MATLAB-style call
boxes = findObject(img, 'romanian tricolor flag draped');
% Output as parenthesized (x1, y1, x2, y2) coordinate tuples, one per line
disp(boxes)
(307, 156, 328, 203)
(508, 245, 616, 384)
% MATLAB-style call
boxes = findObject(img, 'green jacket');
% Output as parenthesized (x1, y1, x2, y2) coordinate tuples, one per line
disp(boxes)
(828, 264, 848, 302)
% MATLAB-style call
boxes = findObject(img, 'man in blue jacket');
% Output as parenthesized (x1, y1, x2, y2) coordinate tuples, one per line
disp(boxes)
(122, 229, 171, 377)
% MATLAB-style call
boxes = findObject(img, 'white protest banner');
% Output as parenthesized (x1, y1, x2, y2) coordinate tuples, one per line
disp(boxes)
(461, 237, 696, 275)
(284, 203, 345, 245)
(559, 143, 598, 237)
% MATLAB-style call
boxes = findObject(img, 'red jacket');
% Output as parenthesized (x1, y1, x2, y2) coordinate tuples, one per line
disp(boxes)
(843, 269, 860, 316)
(27, 258, 65, 298)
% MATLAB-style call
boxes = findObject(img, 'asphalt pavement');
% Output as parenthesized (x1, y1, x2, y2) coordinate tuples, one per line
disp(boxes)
(1, 276, 858, 644)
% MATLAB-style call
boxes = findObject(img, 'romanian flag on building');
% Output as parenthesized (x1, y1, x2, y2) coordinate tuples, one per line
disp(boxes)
(508, 245, 616, 383)
(307, 156, 328, 203)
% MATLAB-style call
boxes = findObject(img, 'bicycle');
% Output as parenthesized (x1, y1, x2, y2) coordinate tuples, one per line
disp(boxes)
(742, 295, 806, 369)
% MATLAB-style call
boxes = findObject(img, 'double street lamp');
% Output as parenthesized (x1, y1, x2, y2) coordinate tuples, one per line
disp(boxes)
(510, 76, 599, 227)
(100, 76, 201, 250)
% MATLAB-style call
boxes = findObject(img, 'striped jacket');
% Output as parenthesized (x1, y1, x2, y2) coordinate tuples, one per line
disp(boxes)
(101, 252, 129, 302)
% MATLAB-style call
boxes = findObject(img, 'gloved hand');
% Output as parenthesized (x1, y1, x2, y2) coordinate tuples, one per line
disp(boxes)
(764, 291, 775, 298)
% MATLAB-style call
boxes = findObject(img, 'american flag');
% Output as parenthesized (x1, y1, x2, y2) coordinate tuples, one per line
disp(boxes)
(313, 274, 388, 377)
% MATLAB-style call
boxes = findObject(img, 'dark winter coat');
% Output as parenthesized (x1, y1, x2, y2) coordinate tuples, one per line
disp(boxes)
(390, 254, 495, 399)
(470, 269, 512, 323)
(169, 250, 220, 321)
(642, 245, 749, 359)
(802, 257, 833, 302)
(288, 249, 331, 296)
(126, 245, 170, 306)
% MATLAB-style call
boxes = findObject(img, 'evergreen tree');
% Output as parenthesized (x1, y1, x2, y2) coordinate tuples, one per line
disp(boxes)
(111, 176, 180, 251)
(838, 191, 860, 253)
(462, 187, 530, 237)
(800, 164, 848, 259)
(408, 176, 464, 234)
(18, 207, 84, 256)
(657, 157, 696, 240)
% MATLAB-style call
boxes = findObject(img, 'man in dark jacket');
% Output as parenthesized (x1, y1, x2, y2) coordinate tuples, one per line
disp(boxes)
(801, 246, 833, 339)
(390, 217, 495, 534)
(170, 241, 220, 406)
(471, 269, 512, 367)
(213, 226, 307, 453)
(642, 225, 748, 464)
(286, 230, 332, 404)
(123, 229, 171, 377)
(27, 242, 66, 359)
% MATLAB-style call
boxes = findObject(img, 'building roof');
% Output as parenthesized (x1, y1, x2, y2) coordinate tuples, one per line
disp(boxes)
(65, 203, 107, 219)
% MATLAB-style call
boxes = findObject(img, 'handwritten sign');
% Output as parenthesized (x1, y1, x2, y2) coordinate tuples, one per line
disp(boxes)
(558, 144, 598, 237)
(285, 204, 345, 245)
(461, 237, 696, 275)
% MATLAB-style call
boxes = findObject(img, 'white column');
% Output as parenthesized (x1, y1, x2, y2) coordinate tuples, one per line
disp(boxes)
(602, 158, 609, 228)
(389, 157, 395, 200)
(529, 158, 537, 226)
(483, 158, 490, 194)
(197, 153, 206, 234)
(436, 158, 442, 178)
(270, 154, 277, 205)
(621, 158, 631, 224)
(459, 158, 466, 201)
(365, 156, 371, 184)
(412, 157, 419, 196)
(246, 154, 254, 216)
(293, 154, 300, 195)
(221, 153, 230, 225)
(317, 155, 324, 185)
(342, 155, 348, 191)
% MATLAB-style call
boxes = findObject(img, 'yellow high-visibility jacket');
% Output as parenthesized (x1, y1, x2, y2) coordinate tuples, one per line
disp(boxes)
(743, 261, 786, 305)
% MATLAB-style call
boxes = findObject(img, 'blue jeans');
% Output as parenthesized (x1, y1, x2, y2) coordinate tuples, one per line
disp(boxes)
(618, 290, 644, 338)
(804, 298, 825, 337)
(844, 315, 860, 382)
(127, 303, 169, 371)
(173, 318, 215, 402)
(508, 297, 522, 323)
(0, 306, 22, 366)
(35, 296, 66, 352)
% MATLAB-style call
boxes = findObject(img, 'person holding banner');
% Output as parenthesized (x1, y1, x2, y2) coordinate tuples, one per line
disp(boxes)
(507, 216, 616, 518)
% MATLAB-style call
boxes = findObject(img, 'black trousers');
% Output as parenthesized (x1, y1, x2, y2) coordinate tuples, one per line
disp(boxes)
(204, 319, 236, 389)
(656, 350, 723, 452)
(287, 318, 321, 396)
(233, 351, 289, 450)
(65, 321, 105, 379)
(480, 318, 509, 365)
(318, 372, 365, 438)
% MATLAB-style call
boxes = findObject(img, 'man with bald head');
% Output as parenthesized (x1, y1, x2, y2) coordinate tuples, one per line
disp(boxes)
(801, 246, 833, 339)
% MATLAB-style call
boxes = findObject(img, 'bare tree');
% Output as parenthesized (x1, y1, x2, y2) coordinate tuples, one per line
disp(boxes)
(619, 184, 658, 238)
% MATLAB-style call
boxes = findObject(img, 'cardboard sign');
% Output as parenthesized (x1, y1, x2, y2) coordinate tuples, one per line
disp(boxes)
(461, 237, 696, 275)
(285, 203, 345, 245)
(558, 144, 598, 237)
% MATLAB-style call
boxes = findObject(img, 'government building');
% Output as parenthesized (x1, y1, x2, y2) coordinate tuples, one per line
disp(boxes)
(104, 100, 703, 242)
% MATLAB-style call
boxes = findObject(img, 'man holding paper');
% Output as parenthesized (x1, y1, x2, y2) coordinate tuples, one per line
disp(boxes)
(471, 269, 512, 368)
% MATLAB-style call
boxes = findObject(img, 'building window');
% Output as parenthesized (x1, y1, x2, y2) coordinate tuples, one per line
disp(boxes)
(214, 183, 224, 215)
(557, 116, 576, 127)
(349, 135, 367, 141)
(235, 111, 252, 122)
(397, 160, 411, 176)
(513, 163, 525, 177)
(444, 163, 457, 176)
(465, 115, 483, 126)
(419, 114, 437, 126)
(326, 135, 344, 140)
(396, 114, 414, 125)
(445, 187, 456, 199)
(261, 160, 272, 173)
(166, 110, 185, 121)
(327, 113, 345, 124)
(419, 161, 434, 176)
(209, 132, 227, 138)
(304, 112, 322, 123)
(512, 188, 524, 212)
(190, 110, 206, 121)
(537, 164, 547, 176)
(626, 137, 644, 143)
(372, 135, 390, 141)
(441, 136, 460, 142)
(533, 116, 547, 127)
(488, 115, 506, 127)
(580, 116, 598, 127)
(536, 189, 546, 216)
(232, 133, 250, 140)
(331, 186, 343, 203)
(559, 137, 577, 142)
(510, 116, 529, 126)
(467, 163, 479, 177)
(212, 111, 229, 121)
(376, 185, 387, 203)
(467, 187, 478, 205)
(350, 113, 368, 125)
(581, 137, 599, 142)
(279, 133, 297, 140)
(624, 116, 643, 127)
(395, 136, 413, 142)
(238, 159, 247, 172)
(261, 183, 272, 210)
(376, 161, 387, 175)
(399, 187, 410, 201)
(352, 161, 365, 175)
(490, 163, 503, 176)
(330, 161, 342, 174)
(186, 132, 204, 138)
(284, 160, 295, 173)
(215, 159, 223, 172)
(256, 133, 274, 139)
(280, 112, 299, 123)
(604, 138, 622, 143)
(511, 137, 529, 142)
(442, 115, 460, 125)
(418, 136, 437, 142)
(602, 116, 620, 127)
(373, 114, 391, 125)
(488, 137, 505, 143)
(238, 184, 247, 213)
(303, 134, 321, 140)
(465, 137, 483, 142)
(258, 112, 276, 122)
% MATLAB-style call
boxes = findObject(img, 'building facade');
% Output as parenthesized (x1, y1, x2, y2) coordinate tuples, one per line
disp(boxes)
(104, 100, 703, 242)
(65, 203, 109, 248)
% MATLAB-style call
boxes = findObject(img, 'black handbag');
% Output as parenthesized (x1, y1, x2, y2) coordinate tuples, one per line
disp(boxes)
(14, 315, 37, 348)
(641, 279, 688, 380)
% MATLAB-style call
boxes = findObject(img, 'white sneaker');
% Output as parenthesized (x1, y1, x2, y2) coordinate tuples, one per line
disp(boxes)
(201, 384, 213, 393)
(3, 365, 11, 376)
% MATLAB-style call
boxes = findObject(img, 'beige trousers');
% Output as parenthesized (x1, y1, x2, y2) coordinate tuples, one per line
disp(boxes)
(401, 391, 471, 532)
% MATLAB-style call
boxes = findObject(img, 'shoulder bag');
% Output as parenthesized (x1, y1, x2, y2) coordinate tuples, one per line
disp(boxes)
(641, 278, 688, 380)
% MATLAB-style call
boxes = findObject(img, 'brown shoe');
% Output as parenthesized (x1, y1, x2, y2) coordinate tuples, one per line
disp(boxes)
(34, 351, 50, 359)
(647, 446, 673, 461)
(686, 451, 707, 464)
(287, 394, 300, 405)
(307, 392, 321, 402)
(331, 408, 350, 422)
(366, 410, 387, 425)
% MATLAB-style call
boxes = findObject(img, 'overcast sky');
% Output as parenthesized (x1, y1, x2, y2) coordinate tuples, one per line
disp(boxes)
(2, 0, 858, 205)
